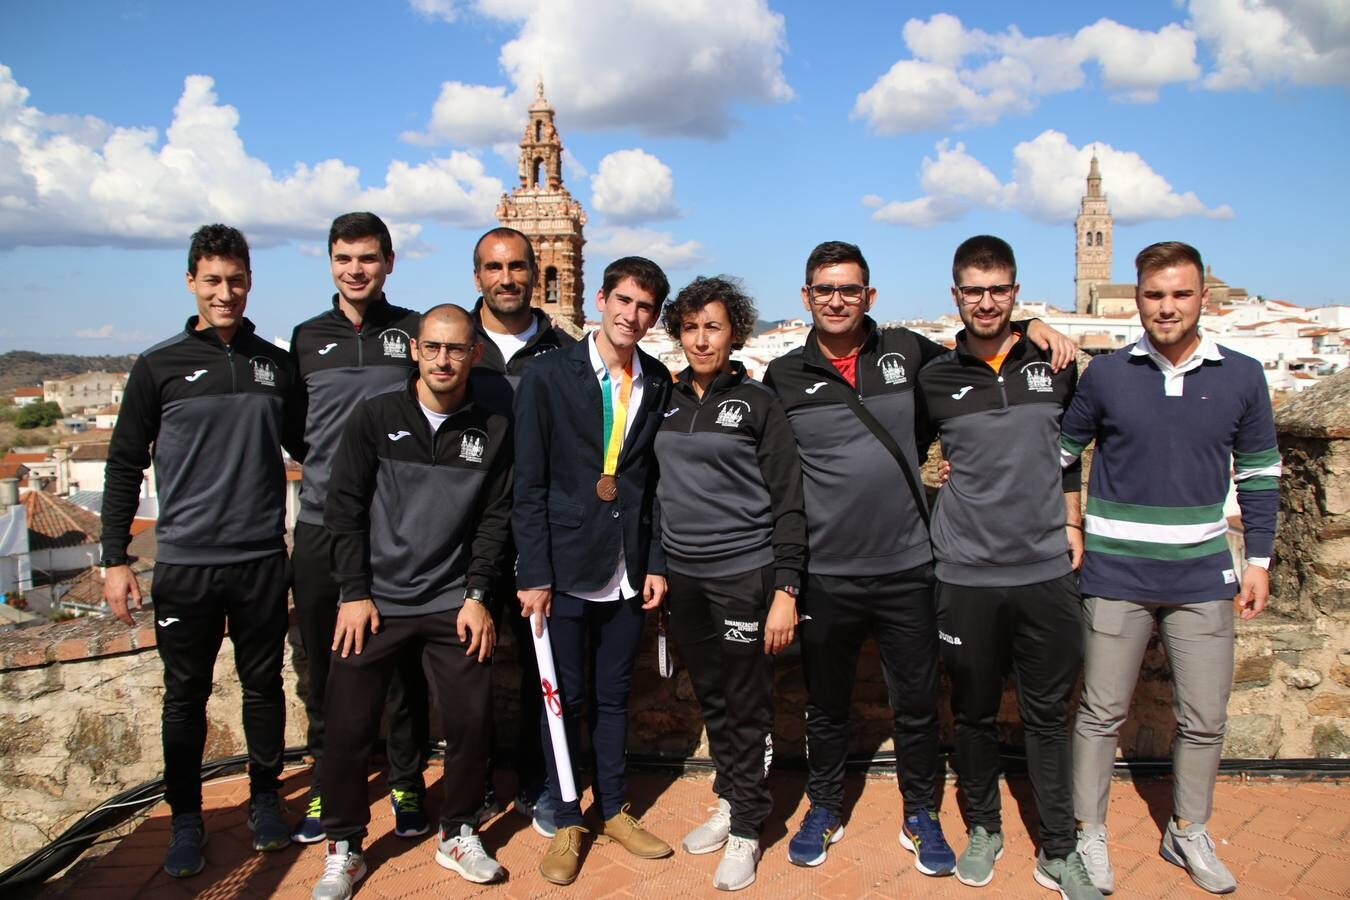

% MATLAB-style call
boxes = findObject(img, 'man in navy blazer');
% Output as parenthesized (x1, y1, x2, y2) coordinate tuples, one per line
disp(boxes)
(514, 256, 675, 885)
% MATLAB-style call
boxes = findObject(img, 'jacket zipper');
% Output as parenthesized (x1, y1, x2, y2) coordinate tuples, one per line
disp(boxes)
(226, 344, 236, 393)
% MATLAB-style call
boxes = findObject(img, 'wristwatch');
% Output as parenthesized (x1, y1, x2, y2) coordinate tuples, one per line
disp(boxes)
(777, 584, 800, 597)
(100, 555, 128, 568)
(464, 587, 487, 604)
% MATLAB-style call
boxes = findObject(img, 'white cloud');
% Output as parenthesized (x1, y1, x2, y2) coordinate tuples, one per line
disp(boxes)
(1189, 0, 1350, 88)
(402, 82, 523, 147)
(867, 132, 1234, 227)
(587, 226, 704, 270)
(589, 149, 679, 223)
(0, 67, 503, 251)
(853, 14, 1200, 134)
(409, 0, 458, 23)
(74, 323, 149, 341)
(405, 0, 792, 145)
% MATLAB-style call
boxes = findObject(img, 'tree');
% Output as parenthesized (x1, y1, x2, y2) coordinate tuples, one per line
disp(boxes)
(15, 400, 62, 429)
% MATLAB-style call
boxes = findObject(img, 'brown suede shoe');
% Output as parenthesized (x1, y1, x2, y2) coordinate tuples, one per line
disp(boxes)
(540, 825, 588, 885)
(596, 804, 673, 859)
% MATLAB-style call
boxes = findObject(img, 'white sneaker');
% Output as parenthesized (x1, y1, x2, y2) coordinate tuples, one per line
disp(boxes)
(435, 823, 505, 884)
(713, 835, 760, 891)
(311, 840, 367, 900)
(1075, 825, 1114, 895)
(1160, 821, 1236, 894)
(683, 797, 732, 855)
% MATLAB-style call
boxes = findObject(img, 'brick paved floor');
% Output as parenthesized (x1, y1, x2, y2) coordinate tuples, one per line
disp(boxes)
(41, 764, 1350, 899)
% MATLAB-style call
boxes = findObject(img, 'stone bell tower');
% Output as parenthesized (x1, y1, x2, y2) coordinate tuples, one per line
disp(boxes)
(495, 80, 588, 328)
(1074, 151, 1113, 314)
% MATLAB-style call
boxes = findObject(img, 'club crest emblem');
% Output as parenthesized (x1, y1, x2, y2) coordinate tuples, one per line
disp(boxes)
(877, 352, 907, 385)
(459, 428, 487, 463)
(1022, 361, 1054, 393)
(250, 357, 277, 387)
(715, 399, 750, 428)
(380, 328, 410, 359)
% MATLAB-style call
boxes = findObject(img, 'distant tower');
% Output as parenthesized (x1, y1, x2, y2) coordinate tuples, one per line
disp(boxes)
(495, 80, 588, 328)
(1074, 151, 1113, 314)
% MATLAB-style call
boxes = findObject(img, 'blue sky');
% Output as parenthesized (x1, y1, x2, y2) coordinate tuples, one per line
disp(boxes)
(1, 0, 1347, 353)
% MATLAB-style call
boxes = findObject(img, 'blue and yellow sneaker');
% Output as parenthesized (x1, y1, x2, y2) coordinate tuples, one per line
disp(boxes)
(900, 807, 956, 876)
(787, 806, 844, 867)
(293, 792, 325, 844)
(390, 786, 430, 838)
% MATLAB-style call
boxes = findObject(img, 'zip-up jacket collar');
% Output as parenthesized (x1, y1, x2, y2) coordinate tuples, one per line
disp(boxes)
(672, 360, 749, 399)
(949, 319, 1030, 368)
(799, 315, 881, 377)
(471, 299, 574, 375)
(183, 315, 257, 349)
(324, 293, 405, 330)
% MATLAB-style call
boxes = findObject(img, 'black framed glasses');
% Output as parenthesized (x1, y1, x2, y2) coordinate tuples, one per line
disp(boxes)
(417, 341, 473, 361)
(955, 284, 1015, 305)
(806, 283, 868, 305)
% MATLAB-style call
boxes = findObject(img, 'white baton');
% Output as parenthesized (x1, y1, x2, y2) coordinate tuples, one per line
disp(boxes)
(531, 616, 578, 803)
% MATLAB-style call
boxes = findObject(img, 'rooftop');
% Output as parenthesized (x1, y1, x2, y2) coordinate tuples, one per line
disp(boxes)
(41, 767, 1349, 898)
(22, 489, 101, 550)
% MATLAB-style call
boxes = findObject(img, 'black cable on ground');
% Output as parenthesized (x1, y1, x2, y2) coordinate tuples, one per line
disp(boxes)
(2, 747, 1346, 893)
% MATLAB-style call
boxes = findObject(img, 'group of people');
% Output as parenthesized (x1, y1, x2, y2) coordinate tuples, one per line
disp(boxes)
(99, 213, 1278, 900)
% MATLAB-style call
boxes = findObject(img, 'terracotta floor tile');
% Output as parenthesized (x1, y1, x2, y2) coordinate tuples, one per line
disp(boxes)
(1298, 854, 1350, 895)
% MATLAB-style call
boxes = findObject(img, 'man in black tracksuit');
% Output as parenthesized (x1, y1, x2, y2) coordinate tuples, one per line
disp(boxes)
(101, 224, 299, 877)
(287, 212, 429, 842)
(313, 304, 512, 895)
(915, 236, 1090, 894)
(467, 226, 576, 827)
(765, 240, 1075, 876)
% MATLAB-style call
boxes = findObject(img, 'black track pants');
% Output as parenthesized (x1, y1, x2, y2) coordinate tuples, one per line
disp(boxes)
(936, 573, 1082, 858)
(292, 521, 430, 792)
(320, 610, 491, 842)
(666, 566, 776, 838)
(798, 564, 940, 817)
(154, 554, 290, 814)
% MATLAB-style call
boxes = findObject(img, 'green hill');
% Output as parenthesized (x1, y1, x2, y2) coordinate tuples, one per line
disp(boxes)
(0, 351, 138, 396)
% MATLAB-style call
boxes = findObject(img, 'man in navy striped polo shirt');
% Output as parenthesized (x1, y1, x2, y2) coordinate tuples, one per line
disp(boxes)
(1059, 241, 1279, 896)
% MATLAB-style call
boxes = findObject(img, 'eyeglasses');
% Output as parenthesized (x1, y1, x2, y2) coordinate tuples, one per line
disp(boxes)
(955, 284, 1016, 305)
(806, 283, 868, 305)
(416, 341, 473, 361)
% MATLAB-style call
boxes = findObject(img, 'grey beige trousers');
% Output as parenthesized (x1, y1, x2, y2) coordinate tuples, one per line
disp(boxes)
(1073, 595, 1235, 825)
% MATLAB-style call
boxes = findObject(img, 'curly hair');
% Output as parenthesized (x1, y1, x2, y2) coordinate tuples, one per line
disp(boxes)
(187, 224, 250, 276)
(662, 275, 758, 349)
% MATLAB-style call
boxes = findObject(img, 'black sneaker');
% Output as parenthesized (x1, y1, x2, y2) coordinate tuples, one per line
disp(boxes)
(390, 786, 431, 837)
(248, 791, 292, 851)
(164, 812, 207, 877)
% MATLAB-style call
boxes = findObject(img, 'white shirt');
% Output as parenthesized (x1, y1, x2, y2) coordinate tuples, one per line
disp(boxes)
(483, 317, 538, 366)
(418, 401, 448, 439)
(1128, 328, 1224, 397)
(571, 333, 645, 602)
(1127, 330, 1268, 570)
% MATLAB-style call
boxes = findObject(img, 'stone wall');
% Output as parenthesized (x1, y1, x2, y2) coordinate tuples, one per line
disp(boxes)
(2, 372, 1348, 868)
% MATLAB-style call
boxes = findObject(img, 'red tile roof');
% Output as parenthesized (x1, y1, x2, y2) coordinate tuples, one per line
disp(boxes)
(23, 489, 102, 549)
(13, 386, 42, 397)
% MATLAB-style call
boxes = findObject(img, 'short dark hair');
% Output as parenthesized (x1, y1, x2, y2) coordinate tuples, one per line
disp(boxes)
(601, 256, 670, 307)
(1135, 241, 1204, 284)
(804, 241, 869, 287)
(416, 303, 476, 339)
(952, 235, 1016, 284)
(328, 212, 393, 259)
(662, 276, 758, 349)
(473, 227, 536, 278)
(187, 224, 250, 276)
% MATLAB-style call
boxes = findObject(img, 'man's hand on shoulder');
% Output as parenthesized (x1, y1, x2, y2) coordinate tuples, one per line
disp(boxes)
(102, 564, 142, 626)
(1024, 319, 1076, 371)
(1235, 564, 1269, 620)
(333, 599, 381, 657)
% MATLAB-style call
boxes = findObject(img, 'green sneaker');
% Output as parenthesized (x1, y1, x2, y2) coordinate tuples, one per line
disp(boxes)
(956, 825, 1004, 887)
(1034, 851, 1103, 899)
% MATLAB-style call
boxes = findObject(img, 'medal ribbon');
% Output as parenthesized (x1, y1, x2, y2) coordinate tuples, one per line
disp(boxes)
(600, 361, 634, 476)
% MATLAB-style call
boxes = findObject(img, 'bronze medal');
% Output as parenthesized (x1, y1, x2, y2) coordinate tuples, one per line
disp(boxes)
(596, 474, 618, 502)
